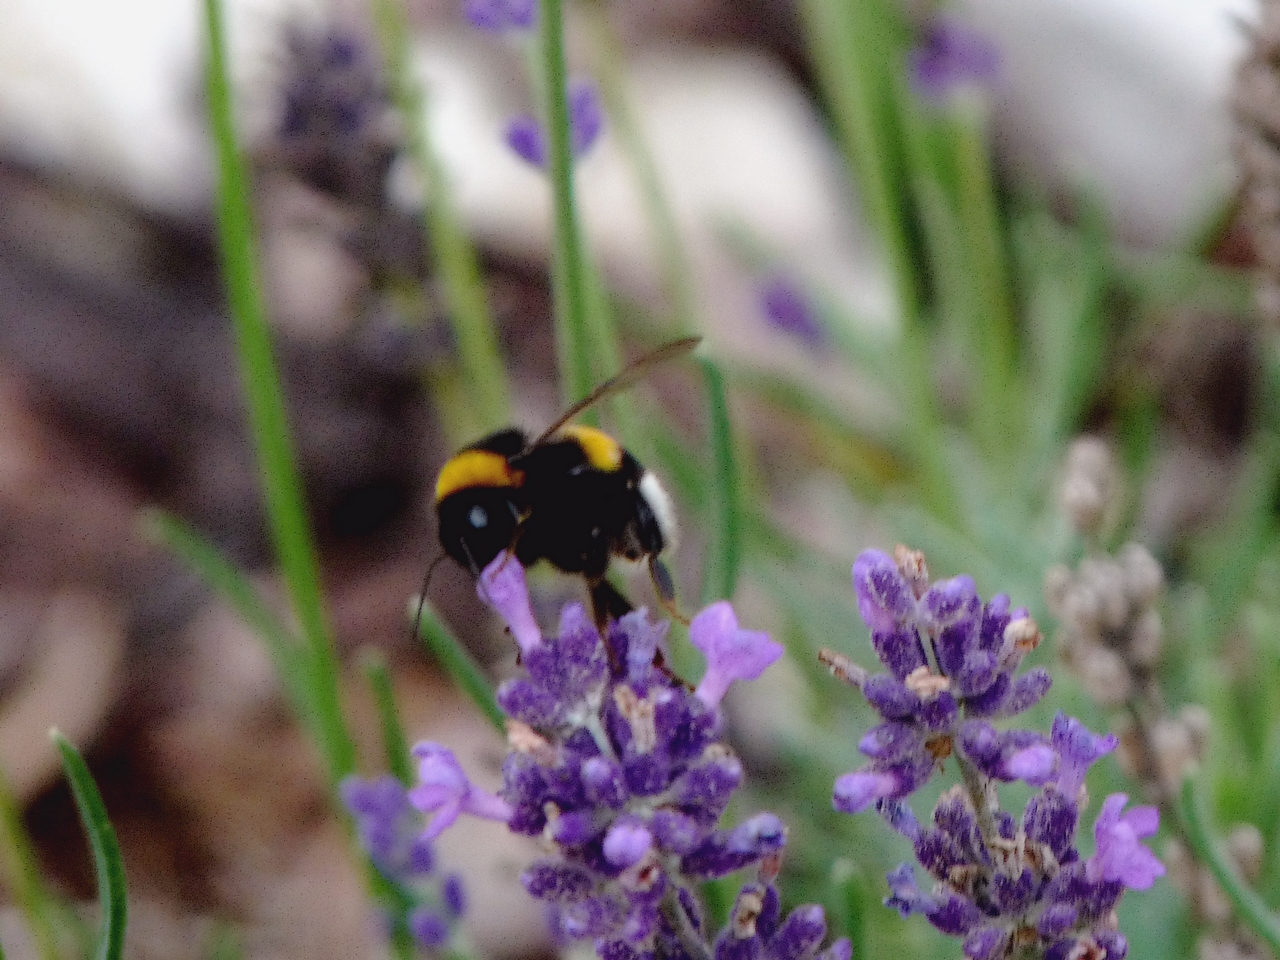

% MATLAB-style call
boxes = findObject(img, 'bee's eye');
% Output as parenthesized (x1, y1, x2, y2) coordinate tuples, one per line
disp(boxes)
(468, 505, 489, 529)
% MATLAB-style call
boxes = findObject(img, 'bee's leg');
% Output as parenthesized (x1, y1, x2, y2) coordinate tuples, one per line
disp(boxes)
(589, 578, 635, 632)
(649, 557, 690, 626)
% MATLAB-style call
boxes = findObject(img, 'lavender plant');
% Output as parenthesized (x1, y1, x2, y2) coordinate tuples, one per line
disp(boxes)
(825, 546, 1164, 960)
(360, 554, 851, 960)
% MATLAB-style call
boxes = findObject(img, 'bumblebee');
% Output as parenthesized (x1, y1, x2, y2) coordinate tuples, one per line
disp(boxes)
(433, 338, 695, 624)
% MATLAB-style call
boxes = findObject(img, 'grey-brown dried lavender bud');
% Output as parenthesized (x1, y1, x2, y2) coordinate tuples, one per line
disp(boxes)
(1118, 543, 1164, 608)
(1080, 558, 1129, 632)
(1181, 705, 1212, 761)
(1044, 564, 1073, 617)
(1226, 823, 1265, 884)
(1060, 436, 1118, 535)
(1151, 716, 1199, 794)
(1127, 609, 1163, 667)
(1199, 937, 1269, 960)
(1075, 643, 1132, 707)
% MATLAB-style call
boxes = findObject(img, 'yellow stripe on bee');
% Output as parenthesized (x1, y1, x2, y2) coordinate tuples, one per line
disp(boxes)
(561, 424, 624, 472)
(435, 450, 522, 502)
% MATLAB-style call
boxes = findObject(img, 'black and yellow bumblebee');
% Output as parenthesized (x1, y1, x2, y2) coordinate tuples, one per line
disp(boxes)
(432, 337, 697, 625)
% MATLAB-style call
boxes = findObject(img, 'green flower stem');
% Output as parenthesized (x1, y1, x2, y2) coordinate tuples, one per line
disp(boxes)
(415, 603, 505, 733)
(539, 0, 597, 407)
(698, 357, 741, 606)
(1180, 776, 1280, 957)
(0, 769, 59, 960)
(52, 732, 127, 960)
(581, 1, 698, 335)
(951, 102, 1017, 457)
(203, 0, 354, 783)
(360, 651, 414, 785)
(796, 0, 921, 327)
(371, 0, 511, 441)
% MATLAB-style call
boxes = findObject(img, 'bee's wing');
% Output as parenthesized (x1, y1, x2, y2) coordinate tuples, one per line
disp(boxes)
(532, 336, 701, 446)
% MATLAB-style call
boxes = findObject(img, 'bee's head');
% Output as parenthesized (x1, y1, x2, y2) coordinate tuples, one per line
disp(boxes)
(435, 446, 526, 576)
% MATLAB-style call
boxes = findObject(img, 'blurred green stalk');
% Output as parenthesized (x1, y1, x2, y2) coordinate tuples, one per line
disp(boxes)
(0, 770, 59, 960)
(371, 0, 512, 442)
(203, 0, 355, 783)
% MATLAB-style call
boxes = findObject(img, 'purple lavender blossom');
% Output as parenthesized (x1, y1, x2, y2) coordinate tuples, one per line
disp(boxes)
(340, 774, 467, 950)
(505, 82, 605, 168)
(830, 547, 1163, 959)
(1087, 794, 1165, 890)
(416, 555, 813, 959)
(463, 0, 536, 32)
(409, 743, 514, 837)
(758, 274, 823, 346)
(908, 17, 1001, 103)
(831, 548, 1053, 810)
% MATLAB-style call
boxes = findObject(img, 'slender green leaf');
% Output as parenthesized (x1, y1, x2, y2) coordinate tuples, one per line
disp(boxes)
(698, 357, 741, 605)
(144, 510, 313, 729)
(360, 651, 414, 785)
(370, 0, 511, 440)
(0, 768, 58, 960)
(51, 732, 127, 960)
(1180, 776, 1280, 957)
(415, 605, 505, 733)
(203, 0, 354, 782)
(539, 0, 595, 407)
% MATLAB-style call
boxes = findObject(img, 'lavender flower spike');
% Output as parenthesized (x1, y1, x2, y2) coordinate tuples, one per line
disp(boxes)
(479, 553, 543, 653)
(409, 742, 513, 837)
(1087, 793, 1165, 890)
(691, 601, 784, 707)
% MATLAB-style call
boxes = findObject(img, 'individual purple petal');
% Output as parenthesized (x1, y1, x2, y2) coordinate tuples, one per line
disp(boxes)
(853, 551, 915, 633)
(409, 742, 513, 836)
(920, 575, 980, 632)
(861, 675, 921, 720)
(908, 17, 1001, 103)
(478, 555, 543, 653)
(1000, 668, 1052, 716)
(690, 602, 784, 707)
(603, 820, 654, 867)
(570, 81, 604, 155)
(759, 273, 824, 346)
(409, 906, 450, 948)
(768, 904, 827, 960)
(833, 769, 897, 814)
(883, 863, 932, 917)
(506, 114, 546, 167)
(925, 894, 981, 936)
(963, 926, 1006, 960)
(1051, 713, 1118, 799)
(1086, 794, 1165, 890)
(877, 799, 921, 840)
(816, 939, 852, 960)
(1002, 743, 1057, 785)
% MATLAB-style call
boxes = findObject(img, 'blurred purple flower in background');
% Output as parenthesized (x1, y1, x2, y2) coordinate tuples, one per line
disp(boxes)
(506, 82, 605, 168)
(908, 18, 1001, 102)
(758, 273, 824, 347)
(463, 0, 536, 32)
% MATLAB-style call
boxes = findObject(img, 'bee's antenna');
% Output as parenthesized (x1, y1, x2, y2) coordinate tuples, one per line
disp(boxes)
(410, 551, 451, 645)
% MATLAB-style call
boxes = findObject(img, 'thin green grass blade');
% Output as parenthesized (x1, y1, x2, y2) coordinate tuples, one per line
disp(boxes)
(539, 0, 596, 406)
(698, 357, 741, 605)
(360, 651, 414, 785)
(144, 510, 314, 729)
(203, 0, 354, 782)
(0, 768, 59, 960)
(51, 732, 127, 960)
(415, 604, 504, 733)
(1180, 776, 1280, 957)
(370, 0, 511, 440)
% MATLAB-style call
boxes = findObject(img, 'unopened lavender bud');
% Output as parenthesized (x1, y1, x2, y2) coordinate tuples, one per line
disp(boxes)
(409, 906, 450, 948)
(1118, 543, 1163, 607)
(1060, 436, 1117, 534)
(833, 770, 897, 813)
(1226, 823, 1264, 884)
(769, 905, 827, 960)
(581, 756, 628, 808)
(1180, 704, 1211, 760)
(1077, 644, 1132, 706)
(522, 860, 596, 901)
(853, 550, 915, 632)
(1043, 565, 1073, 617)
(1127, 610, 1163, 666)
(603, 820, 654, 867)
(1060, 585, 1101, 636)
